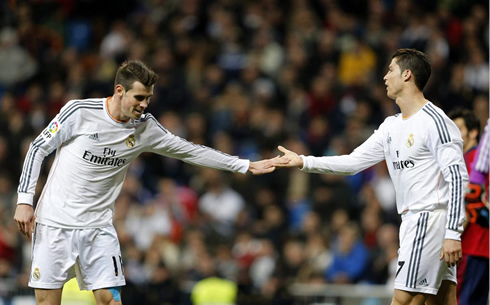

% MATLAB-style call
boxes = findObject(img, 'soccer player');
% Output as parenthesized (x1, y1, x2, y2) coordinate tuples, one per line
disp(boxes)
(274, 49, 467, 305)
(447, 108, 484, 303)
(14, 60, 285, 305)
(459, 118, 489, 305)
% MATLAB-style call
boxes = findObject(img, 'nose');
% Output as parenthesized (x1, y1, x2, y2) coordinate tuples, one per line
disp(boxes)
(140, 99, 149, 108)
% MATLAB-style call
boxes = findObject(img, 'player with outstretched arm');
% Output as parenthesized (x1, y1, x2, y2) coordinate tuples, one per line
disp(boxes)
(275, 49, 467, 305)
(14, 60, 286, 305)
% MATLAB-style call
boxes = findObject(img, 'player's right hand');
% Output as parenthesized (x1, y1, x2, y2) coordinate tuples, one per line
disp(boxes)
(275, 146, 304, 168)
(14, 204, 35, 239)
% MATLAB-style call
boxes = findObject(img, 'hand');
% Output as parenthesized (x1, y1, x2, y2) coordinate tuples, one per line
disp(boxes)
(248, 156, 290, 175)
(274, 146, 304, 168)
(14, 204, 35, 239)
(439, 239, 462, 267)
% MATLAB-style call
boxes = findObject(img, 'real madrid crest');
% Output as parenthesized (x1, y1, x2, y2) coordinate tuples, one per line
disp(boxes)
(126, 134, 136, 148)
(32, 267, 41, 280)
(406, 134, 414, 148)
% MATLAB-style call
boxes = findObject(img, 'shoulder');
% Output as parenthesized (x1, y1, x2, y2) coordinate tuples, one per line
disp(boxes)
(136, 113, 169, 134)
(377, 113, 400, 131)
(58, 98, 104, 124)
(420, 102, 460, 143)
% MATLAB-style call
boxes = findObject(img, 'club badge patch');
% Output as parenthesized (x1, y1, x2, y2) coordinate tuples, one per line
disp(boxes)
(32, 267, 41, 280)
(126, 135, 136, 148)
(406, 134, 414, 148)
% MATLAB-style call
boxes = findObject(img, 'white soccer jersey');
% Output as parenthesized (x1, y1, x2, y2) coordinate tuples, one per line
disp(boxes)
(17, 98, 249, 228)
(300, 102, 468, 240)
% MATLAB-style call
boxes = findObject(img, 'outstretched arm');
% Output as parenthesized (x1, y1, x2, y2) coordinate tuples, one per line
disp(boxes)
(248, 156, 290, 175)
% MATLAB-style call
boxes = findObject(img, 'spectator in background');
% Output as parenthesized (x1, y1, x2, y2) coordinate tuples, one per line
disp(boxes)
(0, 27, 37, 88)
(326, 222, 369, 284)
(199, 168, 246, 238)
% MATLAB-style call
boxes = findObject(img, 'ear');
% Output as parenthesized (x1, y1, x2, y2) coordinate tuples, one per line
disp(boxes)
(115, 84, 125, 97)
(403, 69, 412, 81)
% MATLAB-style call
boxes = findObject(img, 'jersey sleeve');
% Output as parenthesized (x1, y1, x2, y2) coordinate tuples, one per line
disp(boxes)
(425, 113, 468, 240)
(300, 120, 387, 175)
(17, 101, 80, 205)
(144, 115, 249, 174)
(469, 119, 489, 184)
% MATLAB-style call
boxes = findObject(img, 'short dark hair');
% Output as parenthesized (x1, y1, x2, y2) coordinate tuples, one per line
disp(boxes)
(114, 60, 158, 90)
(392, 49, 431, 91)
(448, 108, 480, 141)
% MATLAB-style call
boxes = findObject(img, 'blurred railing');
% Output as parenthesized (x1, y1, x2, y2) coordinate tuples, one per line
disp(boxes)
(289, 283, 393, 305)
(0, 280, 394, 305)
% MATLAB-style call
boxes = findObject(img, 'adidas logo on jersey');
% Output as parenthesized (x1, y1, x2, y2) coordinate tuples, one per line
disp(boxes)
(89, 133, 99, 141)
(417, 278, 429, 286)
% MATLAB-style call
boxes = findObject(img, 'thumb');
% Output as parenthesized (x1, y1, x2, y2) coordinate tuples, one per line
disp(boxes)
(278, 146, 288, 154)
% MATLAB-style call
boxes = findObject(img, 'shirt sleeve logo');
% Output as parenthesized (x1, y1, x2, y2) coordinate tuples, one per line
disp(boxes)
(48, 121, 59, 133)
(406, 134, 414, 148)
(126, 135, 136, 148)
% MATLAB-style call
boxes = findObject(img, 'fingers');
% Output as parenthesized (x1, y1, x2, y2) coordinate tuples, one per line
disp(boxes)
(15, 219, 32, 239)
(251, 166, 276, 175)
(443, 250, 461, 267)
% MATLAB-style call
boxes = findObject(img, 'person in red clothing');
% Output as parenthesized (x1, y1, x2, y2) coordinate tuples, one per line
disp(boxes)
(449, 109, 488, 305)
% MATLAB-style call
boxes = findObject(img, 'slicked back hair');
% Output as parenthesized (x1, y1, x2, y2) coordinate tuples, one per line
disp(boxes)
(392, 49, 431, 92)
(115, 60, 158, 91)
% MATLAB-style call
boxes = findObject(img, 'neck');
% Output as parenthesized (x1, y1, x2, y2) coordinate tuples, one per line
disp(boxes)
(396, 90, 427, 118)
(464, 141, 477, 153)
(107, 95, 129, 122)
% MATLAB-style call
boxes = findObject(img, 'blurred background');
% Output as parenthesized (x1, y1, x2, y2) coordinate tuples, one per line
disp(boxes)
(0, 0, 488, 304)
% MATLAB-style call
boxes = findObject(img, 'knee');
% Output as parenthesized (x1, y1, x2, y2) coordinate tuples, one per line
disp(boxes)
(392, 289, 426, 305)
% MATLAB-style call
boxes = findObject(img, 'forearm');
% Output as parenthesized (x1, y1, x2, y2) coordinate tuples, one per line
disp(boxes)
(17, 141, 49, 205)
(300, 153, 383, 175)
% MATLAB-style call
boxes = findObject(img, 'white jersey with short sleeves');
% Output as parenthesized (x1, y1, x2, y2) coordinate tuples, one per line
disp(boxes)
(17, 98, 249, 228)
(301, 102, 468, 240)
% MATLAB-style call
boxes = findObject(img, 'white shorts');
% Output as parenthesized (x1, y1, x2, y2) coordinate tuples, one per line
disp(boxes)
(394, 209, 456, 295)
(29, 223, 126, 290)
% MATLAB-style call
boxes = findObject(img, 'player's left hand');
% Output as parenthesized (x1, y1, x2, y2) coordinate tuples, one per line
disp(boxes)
(249, 156, 290, 175)
(439, 239, 462, 267)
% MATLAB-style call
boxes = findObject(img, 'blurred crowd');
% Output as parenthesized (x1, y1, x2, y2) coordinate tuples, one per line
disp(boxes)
(0, 0, 488, 304)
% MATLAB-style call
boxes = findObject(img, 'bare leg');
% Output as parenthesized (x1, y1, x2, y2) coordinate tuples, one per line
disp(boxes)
(426, 280, 457, 305)
(93, 288, 123, 305)
(391, 289, 428, 305)
(35, 288, 63, 305)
